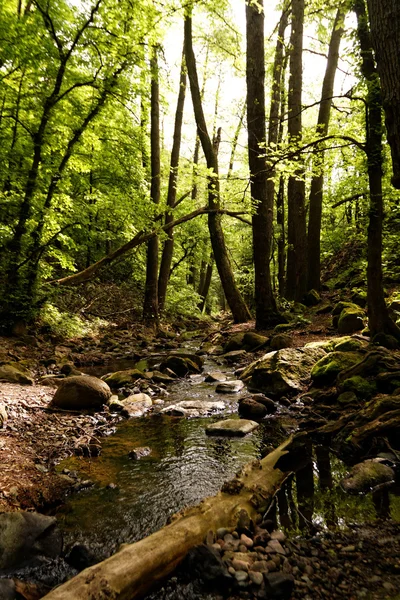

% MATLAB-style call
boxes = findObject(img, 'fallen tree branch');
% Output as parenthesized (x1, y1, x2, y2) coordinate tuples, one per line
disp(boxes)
(42, 437, 294, 600)
(50, 207, 249, 286)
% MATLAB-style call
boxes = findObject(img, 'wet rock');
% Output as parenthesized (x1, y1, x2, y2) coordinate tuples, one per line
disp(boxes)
(50, 375, 111, 410)
(205, 372, 227, 383)
(0, 512, 62, 570)
(223, 350, 248, 363)
(270, 334, 292, 351)
(160, 355, 201, 377)
(0, 363, 34, 385)
(238, 398, 267, 420)
(149, 370, 176, 384)
(128, 446, 152, 459)
(224, 333, 246, 353)
(168, 352, 204, 369)
(310, 351, 363, 386)
(340, 459, 395, 494)
(161, 400, 225, 417)
(65, 544, 98, 571)
(206, 419, 259, 437)
(183, 544, 232, 590)
(264, 573, 294, 598)
(250, 394, 278, 413)
(103, 369, 150, 389)
(120, 393, 152, 418)
(240, 347, 326, 398)
(216, 380, 244, 393)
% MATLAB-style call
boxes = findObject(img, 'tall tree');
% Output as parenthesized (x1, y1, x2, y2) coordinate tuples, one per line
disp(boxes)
(184, 9, 251, 323)
(285, 0, 307, 301)
(157, 46, 186, 313)
(143, 46, 161, 325)
(246, 0, 279, 328)
(366, 0, 400, 189)
(354, 0, 400, 339)
(307, 5, 345, 291)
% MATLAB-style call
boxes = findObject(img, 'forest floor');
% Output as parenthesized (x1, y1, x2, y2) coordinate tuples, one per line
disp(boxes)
(0, 304, 400, 599)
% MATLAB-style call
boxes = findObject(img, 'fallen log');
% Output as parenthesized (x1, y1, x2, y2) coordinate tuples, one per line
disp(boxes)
(43, 437, 295, 600)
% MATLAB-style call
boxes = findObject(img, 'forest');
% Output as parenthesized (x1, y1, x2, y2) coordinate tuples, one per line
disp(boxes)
(1, 1, 400, 600)
(0, 0, 399, 338)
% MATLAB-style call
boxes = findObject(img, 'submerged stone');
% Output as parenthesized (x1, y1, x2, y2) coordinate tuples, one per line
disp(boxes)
(162, 400, 225, 417)
(206, 419, 259, 436)
(216, 380, 244, 393)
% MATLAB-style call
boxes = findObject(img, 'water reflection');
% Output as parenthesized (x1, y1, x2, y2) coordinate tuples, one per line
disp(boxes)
(270, 444, 400, 534)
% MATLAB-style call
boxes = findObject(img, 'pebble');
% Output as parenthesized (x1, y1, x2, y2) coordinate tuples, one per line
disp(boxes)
(235, 570, 248, 583)
(232, 559, 250, 572)
(241, 534, 254, 549)
(248, 571, 263, 586)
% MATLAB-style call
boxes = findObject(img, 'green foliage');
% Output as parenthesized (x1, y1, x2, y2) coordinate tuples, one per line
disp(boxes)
(40, 303, 107, 338)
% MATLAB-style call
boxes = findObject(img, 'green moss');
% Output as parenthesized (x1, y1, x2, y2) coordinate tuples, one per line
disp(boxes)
(340, 376, 376, 399)
(311, 351, 363, 386)
(103, 369, 150, 389)
(332, 337, 366, 352)
(274, 323, 294, 333)
(337, 307, 365, 334)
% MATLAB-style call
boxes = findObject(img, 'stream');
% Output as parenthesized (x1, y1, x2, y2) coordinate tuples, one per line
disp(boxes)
(8, 347, 400, 596)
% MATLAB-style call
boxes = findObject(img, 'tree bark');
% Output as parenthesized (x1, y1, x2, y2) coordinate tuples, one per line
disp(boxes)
(285, 0, 307, 302)
(143, 47, 161, 325)
(41, 437, 293, 600)
(354, 0, 400, 340)
(246, 0, 279, 329)
(366, 0, 400, 189)
(158, 47, 186, 313)
(307, 6, 345, 291)
(184, 12, 251, 323)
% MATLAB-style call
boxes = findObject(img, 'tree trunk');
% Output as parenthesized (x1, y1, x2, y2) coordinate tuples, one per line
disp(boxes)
(366, 0, 400, 189)
(354, 0, 400, 340)
(198, 254, 213, 312)
(246, 0, 279, 329)
(41, 437, 293, 600)
(307, 6, 345, 291)
(158, 47, 187, 313)
(285, 0, 307, 302)
(143, 47, 161, 325)
(184, 12, 250, 323)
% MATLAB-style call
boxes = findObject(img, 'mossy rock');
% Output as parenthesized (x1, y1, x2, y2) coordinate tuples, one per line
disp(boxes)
(337, 391, 358, 405)
(302, 289, 320, 307)
(304, 340, 334, 352)
(0, 363, 34, 385)
(337, 307, 364, 334)
(339, 376, 376, 399)
(273, 323, 294, 333)
(103, 369, 150, 389)
(291, 302, 307, 313)
(332, 301, 360, 316)
(240, 347, 326, 398)
(242, 332, 269, 351)
(372, 333, 400, 350)
(351, 290, 367, 308)
(311, 351, 363, 386)
(332, 336, 367, 352)
(160, 355, 202, 377)
(223, 333, 246, 353)
(316, 304, 333, 315)
(340, 459, 395, 494)
(270, 334, 292, 351)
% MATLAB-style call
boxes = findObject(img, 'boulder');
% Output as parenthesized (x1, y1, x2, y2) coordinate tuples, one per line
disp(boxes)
(332, 336, 368, 352)
(242, 332, 269, 350)
(264, 572, 295, 599)
(0, 511, 62, 570)
(337, 306, 365, 334)
(351, 290, 367, 308)
(161, 400, 225, 417)
(205, 371, 227, 383)
(332, 301, 360, 317)
(302, 289, 320, 307)
(224, 333, 246, 353)
(338, 375, 376, 399)
(310, 351, 363, 386)
(103, 369, 150, 389)
(240, 347, 326, 398)
(250, 394, 278, 413)
(238, 398, 267, 420)
(372, 332, 400, 349)
(270, 334, 292, 351)
(223, 350, 248, 363)
(50, 375, 111, 410)
(0, 363, 34, 385)
(340, 459, 395, 494)
(215, 380, 244, 393)
(206, 419, 259, 436)
(120, 393, 152, 418)
(160, 355, 201, 377)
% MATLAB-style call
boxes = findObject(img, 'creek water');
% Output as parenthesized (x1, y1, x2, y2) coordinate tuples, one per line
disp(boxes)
(10, 348, 400, 596)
